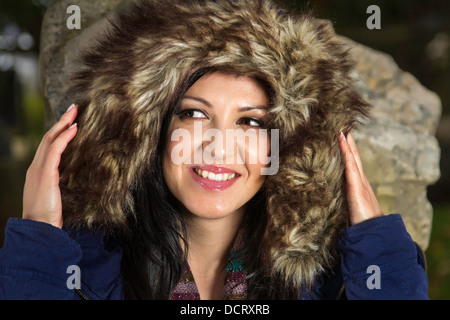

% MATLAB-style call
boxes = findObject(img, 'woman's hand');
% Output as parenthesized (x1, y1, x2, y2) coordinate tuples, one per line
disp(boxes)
(339, 132, 383, 226)
(22, 104, 78, 229)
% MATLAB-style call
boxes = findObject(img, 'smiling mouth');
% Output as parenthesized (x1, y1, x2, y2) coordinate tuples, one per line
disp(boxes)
(192, 168, 237, 181)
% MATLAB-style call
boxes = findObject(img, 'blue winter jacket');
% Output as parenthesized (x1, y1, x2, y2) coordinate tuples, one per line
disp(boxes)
(0, 214, 428, 300)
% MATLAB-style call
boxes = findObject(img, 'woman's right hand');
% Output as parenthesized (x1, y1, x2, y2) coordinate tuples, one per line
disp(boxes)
(22, 104, 78, 229)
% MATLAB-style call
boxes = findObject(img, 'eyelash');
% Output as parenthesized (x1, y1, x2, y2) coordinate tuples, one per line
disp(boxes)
(175, 108, 265, 127)
(236, 117, 264, 127)
(176, 108, 207, 119)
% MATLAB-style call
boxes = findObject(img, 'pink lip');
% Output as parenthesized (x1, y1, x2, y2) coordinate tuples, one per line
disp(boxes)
(191, 164, 239, 175)
(189, 165, 240, 192)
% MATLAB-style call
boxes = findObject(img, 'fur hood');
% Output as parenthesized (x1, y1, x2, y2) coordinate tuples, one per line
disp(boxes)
(59, 0, 370, 289)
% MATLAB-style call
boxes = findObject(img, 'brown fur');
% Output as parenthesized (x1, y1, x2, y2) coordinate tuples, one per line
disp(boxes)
(59, 0, 370, 290)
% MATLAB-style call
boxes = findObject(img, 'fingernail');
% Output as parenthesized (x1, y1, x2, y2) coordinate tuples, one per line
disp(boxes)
(66, 104, 76, 113)
(340, 131, 347, 141)
(68, 123, 77, 129)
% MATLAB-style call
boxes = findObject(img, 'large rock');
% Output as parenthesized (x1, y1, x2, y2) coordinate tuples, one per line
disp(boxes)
(340, 36, 441, 250)
(40, 1, 441, 250)
(39, 0, 130, 125)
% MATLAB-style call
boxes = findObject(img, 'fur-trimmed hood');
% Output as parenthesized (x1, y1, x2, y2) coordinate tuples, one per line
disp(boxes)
(59, 0, 370, 289)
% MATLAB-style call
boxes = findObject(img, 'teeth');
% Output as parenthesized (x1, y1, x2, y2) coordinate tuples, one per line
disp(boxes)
(195, 169, 236, 181)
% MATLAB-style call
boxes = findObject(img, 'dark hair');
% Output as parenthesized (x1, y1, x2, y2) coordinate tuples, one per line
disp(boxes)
(119, 69, 298, 299)
(119, 95, 187, 299)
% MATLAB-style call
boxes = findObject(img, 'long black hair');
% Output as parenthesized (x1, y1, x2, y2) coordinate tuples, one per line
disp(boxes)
(119, 85, 188, 298)
(119, 69, 299, 299)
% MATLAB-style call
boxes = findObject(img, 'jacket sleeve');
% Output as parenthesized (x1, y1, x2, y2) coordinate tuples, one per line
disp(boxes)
(0, 218, 82, 299)
(337, 214, 429, 300)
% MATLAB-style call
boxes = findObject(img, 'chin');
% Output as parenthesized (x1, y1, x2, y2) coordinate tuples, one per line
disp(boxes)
(183, 199, 244, 220)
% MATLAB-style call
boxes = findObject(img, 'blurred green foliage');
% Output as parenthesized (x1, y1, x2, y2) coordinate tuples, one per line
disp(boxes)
(23, 91, 45, 136)
(427, 204, 450, 299)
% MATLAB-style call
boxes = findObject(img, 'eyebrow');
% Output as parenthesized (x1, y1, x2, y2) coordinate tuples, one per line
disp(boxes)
(183, 96, 211, 107)
(182, 95, 269, 112)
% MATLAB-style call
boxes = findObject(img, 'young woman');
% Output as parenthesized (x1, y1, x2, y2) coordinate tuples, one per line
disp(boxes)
(0, 0, 428, 299)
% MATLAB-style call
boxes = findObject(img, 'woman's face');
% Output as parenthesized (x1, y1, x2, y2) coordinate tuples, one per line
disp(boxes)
(162, 72, 270, 220)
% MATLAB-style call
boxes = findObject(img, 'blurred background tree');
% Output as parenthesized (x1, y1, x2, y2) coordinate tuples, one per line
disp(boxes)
(0, 0, 449, 299)
(0, 0, 48, 252)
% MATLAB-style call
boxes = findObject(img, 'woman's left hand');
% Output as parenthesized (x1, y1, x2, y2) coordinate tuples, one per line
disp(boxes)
(339, 132, 384, 226)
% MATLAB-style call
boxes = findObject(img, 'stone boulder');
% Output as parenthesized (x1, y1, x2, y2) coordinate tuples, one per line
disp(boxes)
(40, 0, 441, 250)
(339, 36, 441, 250)
(39, 0, 131, 125)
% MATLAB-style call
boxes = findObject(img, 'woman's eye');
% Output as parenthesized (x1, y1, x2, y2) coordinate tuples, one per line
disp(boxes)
(237, 117, 264, 127)
(178, 109, 207, 119)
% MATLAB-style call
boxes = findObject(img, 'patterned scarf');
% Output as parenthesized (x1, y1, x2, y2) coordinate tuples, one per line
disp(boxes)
(169, 229, 247, 300)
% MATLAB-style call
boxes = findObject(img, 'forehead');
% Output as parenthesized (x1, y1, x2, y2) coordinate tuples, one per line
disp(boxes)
(183, 72, 270, 107)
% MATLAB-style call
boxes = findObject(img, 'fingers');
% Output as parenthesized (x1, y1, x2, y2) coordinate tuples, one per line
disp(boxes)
(45, 104, 79, 142)
(35, 104, 78, 158)
(339, 132, 362, 186)
(45, 122, 78, 171)
(346, 133, 372, 188)
(339, 131, 384, 225)
(345, 133, 364, 176)
(44, 104, 78, 171)
(33, 104, 78, 168)
(22, 104, 79, 229)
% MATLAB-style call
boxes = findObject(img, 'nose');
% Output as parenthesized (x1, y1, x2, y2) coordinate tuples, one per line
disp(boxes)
(201, 130, 246, 165)
(193, 121, 246, 165)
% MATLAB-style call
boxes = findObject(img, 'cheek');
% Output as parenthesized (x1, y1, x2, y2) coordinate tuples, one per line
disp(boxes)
(162, 130, 184, 191)
(162, 125, 197, 196)
(243, 131, 271, 191)
(162, 144, 174, 187)
(164, 122, 199, 166)
(244, 130, 271, 169)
